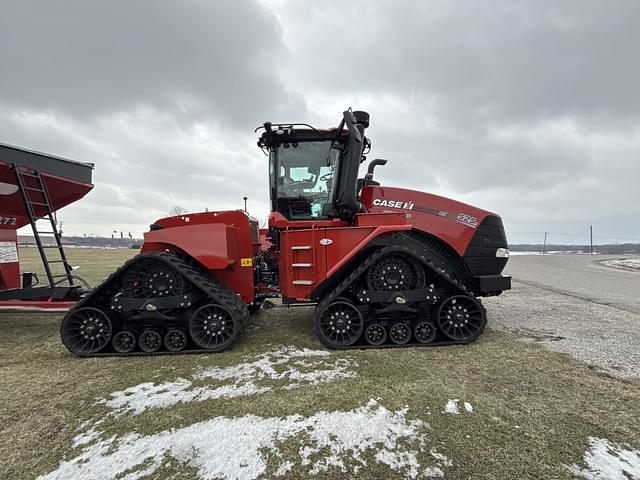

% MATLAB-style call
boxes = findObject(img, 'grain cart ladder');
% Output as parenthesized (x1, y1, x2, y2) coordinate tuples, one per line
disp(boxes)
(13, 167, 75, 288)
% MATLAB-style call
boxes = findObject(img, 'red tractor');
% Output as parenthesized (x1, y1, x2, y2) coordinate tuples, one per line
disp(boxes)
(60, 110, 510, 355)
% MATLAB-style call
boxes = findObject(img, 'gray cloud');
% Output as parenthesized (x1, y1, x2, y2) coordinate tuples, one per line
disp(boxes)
(0, 0, 302, 127)
(1, 0, 638, 244)
(275, 0, 640, 130)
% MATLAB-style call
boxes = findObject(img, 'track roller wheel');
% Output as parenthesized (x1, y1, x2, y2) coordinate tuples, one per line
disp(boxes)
(164, 329, 188, 352)
(112, 330, 137, 353)
(61, 307, 112, 355)
(436, 295, 486, 342)
(315, 299, 364, 348)
(139, 329, 162, 352)
(389, 322, 412, 345)
(414, 321, 437, 344)
(364, 323, 387, 346)
(189, 304, 239, 351)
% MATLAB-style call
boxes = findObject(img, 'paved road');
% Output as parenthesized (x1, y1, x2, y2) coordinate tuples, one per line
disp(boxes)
(484, 254, 640, 380)
(504, 254, 640, 314)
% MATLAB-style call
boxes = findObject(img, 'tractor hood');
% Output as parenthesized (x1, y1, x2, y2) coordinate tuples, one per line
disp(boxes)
(360, 185, 507, 268)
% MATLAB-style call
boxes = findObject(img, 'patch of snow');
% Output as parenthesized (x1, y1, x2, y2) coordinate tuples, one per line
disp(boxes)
(423, 466, 444, 477)
(444, 399, 459, 415)
(100, 379, 271, 416)
(430, 450, 453, 467)
(100, 347, 357, 416)
(443, 399, 474, 415)
(274, 460, 294, 477)
(602, 258, 640, 271)
(39, 400, 451, 480)
(567, 437, 640, 480)
(71, 426, 100, 449)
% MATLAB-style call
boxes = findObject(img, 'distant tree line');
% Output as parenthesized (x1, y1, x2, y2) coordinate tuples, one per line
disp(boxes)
(18, 235, 142, 249)
(509, 243, 640, 254)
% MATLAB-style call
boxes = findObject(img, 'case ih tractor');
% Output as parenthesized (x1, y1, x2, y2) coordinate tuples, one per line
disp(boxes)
(56, 110, 510, 356)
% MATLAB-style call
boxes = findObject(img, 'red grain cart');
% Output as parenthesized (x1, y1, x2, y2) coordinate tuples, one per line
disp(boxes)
(0, 143, 93, 312)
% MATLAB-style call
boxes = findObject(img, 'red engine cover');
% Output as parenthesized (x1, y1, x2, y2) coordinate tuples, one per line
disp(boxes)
(360, 186, 495, 256)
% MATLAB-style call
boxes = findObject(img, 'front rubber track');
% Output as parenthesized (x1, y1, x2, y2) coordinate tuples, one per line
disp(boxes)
(313, 232, 487, 350)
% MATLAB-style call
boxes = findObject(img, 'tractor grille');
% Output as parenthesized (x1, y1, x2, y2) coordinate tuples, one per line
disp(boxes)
(463, 215, 508, 275)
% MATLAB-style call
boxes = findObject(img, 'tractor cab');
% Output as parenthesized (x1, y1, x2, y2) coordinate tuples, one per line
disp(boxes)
(258, 110, 372, 224)
(269, 137, 342, 220)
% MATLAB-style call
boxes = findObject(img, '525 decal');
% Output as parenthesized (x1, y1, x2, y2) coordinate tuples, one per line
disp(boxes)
(456, 213, 478, 227)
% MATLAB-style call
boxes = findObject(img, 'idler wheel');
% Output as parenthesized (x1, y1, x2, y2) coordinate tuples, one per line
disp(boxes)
(315, 299, 364, 348)
(189, 303, 239, 351)
(61, 307, 112, 355)
(436, 295, 486, 342)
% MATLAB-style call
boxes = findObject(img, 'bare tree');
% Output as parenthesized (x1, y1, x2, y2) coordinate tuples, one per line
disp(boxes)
(169, 206, 187, 216)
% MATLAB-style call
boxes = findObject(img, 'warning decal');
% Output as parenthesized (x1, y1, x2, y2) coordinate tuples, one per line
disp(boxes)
(240, 258, 253, 267)
(0, 241, 18, 263)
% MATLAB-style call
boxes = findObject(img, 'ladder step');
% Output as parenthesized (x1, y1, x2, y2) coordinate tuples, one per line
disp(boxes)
(25, 187, 45, 192)
(291, 245, 312, 250)
(18, 172, 41, 178)
(47, 260, 68, 264)
(42, 245, 64, 248)
(292, 263, 313, 268)
(30, 201, 50, 207)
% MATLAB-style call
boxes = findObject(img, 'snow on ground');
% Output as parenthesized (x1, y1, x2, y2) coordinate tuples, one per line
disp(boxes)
(100, 346, 357, 416)
(443, 399, 474, 415)
(444, 399, 459, 415)
(602, 258, 640, 271)
(567, 437, 640, 480)
(39, 400, 453, 480)
(71, 424, 101, 449)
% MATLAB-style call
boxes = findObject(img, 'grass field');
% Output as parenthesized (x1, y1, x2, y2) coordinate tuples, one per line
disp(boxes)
(1, 248, 639, 479)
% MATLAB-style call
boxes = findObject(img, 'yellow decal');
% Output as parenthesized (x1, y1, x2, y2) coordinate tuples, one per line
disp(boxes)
(240, 258, 253, 267)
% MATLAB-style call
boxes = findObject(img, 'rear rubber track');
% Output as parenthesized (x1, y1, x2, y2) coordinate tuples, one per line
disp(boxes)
(61, 251, 248, 357)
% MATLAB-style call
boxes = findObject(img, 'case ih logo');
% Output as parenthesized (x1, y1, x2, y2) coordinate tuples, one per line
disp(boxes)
(372, 198, 415, 210)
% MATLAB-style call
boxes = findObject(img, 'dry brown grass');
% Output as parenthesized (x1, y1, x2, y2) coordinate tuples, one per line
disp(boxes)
(0, 248, 638, 479)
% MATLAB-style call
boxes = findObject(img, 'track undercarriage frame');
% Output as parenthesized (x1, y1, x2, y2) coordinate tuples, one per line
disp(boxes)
(60, 230, 491, 356)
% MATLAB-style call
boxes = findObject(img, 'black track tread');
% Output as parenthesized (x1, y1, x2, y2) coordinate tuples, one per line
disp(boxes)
(61, 252, 248, 357)
(313, 232, 486, 350)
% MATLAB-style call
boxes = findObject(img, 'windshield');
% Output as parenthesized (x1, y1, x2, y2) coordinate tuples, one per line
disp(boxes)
(270, 140, 342, 219)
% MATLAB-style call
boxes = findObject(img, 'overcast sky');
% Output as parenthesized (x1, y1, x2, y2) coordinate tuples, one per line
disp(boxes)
(1, 0, 639, 245)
